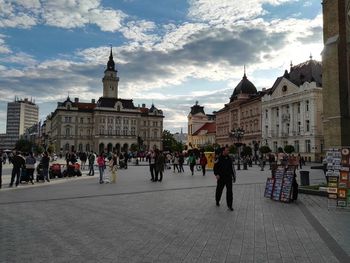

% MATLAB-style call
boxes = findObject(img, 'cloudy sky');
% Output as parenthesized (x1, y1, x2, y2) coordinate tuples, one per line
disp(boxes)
(0, 0, 323, 134)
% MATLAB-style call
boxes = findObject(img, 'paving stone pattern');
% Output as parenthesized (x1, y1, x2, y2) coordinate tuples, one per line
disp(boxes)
(0, 164, 344, 262)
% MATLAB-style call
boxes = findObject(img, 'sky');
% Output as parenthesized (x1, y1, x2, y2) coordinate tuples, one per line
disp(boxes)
(0, 0, 323, 134)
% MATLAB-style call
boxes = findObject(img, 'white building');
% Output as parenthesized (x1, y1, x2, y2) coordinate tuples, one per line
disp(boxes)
(0, 97, 39, 150)
(47, 48, 164, 153)
(261, 59, 324, 162)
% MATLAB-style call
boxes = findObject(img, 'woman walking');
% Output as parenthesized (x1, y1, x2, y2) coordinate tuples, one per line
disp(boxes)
(188, 152, 196, 176)
(199, 152, 208, 176)
(97, 153, 105, 184)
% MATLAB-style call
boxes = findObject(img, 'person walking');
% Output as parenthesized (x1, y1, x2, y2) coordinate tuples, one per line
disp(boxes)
(25, 152, 36, 184)
(155, 149, 165, 182)
(178, 153, 184, 173)
(41, 152, 50, 182)
(97, 153, 105, 184)
(9, 151, 25, 187)
(214, 147, 236, 211)
(87, 151, 95, 176)
(148, 150, 156, 181)
(110, 154, 118, 183)
(199, 152, 208, 176)
(173, 153, 179, 173)
(188, 152, 196, 176)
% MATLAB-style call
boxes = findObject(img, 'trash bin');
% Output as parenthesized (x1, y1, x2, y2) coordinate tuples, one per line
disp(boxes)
(300, 171, 310, 186)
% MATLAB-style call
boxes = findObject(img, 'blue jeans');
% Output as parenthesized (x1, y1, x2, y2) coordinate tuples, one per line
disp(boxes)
(42, 168, 49, 181)
(99, 166, 104, 183)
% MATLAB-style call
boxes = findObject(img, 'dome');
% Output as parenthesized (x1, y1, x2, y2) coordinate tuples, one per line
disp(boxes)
(230, 73, 257, 102)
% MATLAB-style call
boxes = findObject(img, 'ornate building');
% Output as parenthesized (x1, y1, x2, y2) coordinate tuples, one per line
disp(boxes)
(322, 0, 350, 148)
(187, 102, 215, 148)
(47, 48, 164, 153)
(215, 72, 265, 147)
(261, 59, 323, 161)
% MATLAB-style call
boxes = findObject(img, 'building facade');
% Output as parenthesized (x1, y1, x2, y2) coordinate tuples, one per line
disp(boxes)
(261, 59, 324, 161)
(215, 73, 264, 148)
(322, 0, 350, 148)
(47, 49, 164, 153)
(0, 97, 39, 150)
(187, 102, 215, 148)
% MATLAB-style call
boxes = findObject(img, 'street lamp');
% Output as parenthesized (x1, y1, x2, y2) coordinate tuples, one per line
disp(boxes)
(229, 128, 245, 170)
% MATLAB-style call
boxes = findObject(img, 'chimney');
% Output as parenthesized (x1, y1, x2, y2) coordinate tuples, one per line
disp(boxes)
(74, 98, 79, 103)
(91, 99, 95, 104)
(142, 103, 146, 108)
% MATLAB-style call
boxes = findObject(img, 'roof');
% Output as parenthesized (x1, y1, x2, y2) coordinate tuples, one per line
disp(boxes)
(288, 59, 322, 87)
(192, 122, 216, 136)
(97, 97, 136, 109)
(190, 103, 205, 115)
(230, 73, 257, 101)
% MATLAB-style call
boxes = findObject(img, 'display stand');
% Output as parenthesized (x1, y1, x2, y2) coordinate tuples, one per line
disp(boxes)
(264, 165, 297, 203)
(325, 147, 350, 210)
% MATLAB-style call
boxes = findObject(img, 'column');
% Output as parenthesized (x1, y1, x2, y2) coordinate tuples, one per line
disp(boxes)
(289, 103, 294, 136)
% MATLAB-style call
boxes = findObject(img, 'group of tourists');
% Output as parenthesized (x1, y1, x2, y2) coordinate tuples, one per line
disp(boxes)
(0, 150, 51, 189)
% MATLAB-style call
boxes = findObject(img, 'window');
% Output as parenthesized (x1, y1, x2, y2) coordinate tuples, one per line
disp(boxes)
(65, 128, 70, 136)
(298, 122, 301, 133)
(273, 141, 278, 152)
(265, 125, 268, 135)
(131, 127, 136, 135)
(276, 108, 279, 117)
(305, 140, 311, 153)
(108, 126, 113, 135)
(306, 100, 309, 111)
(287, 123, 290, 134)
(123, 126, 128, 135)
(88, 118, 90, 123)
(153, 130, 158, 138)
(80, 117, 83, 123)
(283, 141, 288, 147)
(265, 110, 268, 119)
(65, 143, 69, 151)
(78, 144, 83, 152)
(86, 144, 90, 152)
(306, 120, 310, 132)
(294, 140, 299, 152)
(116, 127, 120, 135)
(144, 121, 146, 126)
(297, 103, 300, 113)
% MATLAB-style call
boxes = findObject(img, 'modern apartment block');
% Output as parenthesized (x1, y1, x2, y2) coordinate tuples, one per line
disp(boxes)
(0, 97, 39, 150)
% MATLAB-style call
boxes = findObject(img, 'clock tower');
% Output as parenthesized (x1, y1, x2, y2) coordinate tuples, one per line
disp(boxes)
(322, 0, 350, 148)
(102, 47, 119, 98)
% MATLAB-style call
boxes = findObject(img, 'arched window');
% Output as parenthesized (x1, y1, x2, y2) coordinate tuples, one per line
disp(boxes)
(65, 143, 69, 151)
(66, 128, 70, 136)
(78, 143, 83, 152)
(86, 144, 90, 152)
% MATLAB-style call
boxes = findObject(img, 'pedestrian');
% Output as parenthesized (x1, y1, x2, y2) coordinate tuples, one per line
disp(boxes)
(97, 153, 105, 184)
(188, 152, 196, 176)
(40, 152, 50, 182)
(87, 151, 95, 176)
(214, 147, 236, 211)
(0, 151, 3, 189)
(199, 152, 208, 176)
(110, 154, 118, 183)
(25, 152, 36, 184)
(148, 150, 156, 181)
(298, 154, 302, 169)
(80, 152, 87, 170)
(173, 153, 179, 173)
(9, 151, 25, 187)
(155, 149, 165, 182)
(123, 151, 128, 169)
(178, 153, 184, 173)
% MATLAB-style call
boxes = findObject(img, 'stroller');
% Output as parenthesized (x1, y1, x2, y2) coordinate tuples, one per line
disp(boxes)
(36, 163, 45, 182)
(63, 163, 82, 177)
(49, 163, 62, 179)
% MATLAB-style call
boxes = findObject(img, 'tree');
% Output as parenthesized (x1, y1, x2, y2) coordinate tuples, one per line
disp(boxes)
(162, 130, 178, 152)
(130, 143, 138, 152)
(241, 145, 252, 157)
(203, 144, 214, 152)
(229, 145, 237, 154)
(278, 147, 284, 153)
(15, 139, 33, 153)
(259, 145, 272, 155)
(284, 145, 295, 154)
(47, 144, 55, 154)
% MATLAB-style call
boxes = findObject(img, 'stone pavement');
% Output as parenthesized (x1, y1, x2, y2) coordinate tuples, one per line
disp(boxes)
(0, 164, 349, 263)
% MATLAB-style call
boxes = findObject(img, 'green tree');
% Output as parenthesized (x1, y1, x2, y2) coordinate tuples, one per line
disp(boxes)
(15, 139, 33, 153)
(130, 143, 138, 152)
(162, 130, 178, 151)
(229, 145, 237, 154)
(284, 145, 295, 154)
(241, 145, 252, 157)
(47, 144, 55, 154)
(278, 147, 284, 153)
(259, 145, 272, 155)
(203, 144, 214, 152)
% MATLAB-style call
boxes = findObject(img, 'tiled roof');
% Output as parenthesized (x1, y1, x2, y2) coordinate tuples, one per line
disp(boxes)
(97, 97, 136, 109)
(192, 122, 216, 136)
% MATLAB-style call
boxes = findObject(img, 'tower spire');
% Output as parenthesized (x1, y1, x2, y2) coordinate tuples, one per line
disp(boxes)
(244, 65, 246, 77)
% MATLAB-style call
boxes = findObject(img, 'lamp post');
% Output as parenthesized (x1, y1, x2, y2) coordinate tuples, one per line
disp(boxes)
(229, 128, 245, 170)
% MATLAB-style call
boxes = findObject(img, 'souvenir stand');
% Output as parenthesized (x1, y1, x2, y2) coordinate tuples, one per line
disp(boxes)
(264, 162, 297, 203)
(325, 148, 350, 210)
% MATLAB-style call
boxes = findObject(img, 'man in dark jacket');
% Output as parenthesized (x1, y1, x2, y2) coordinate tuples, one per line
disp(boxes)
(9, 151, 25, 187)
(41, 152, 50, 182)
(214, 147, 236, 211)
